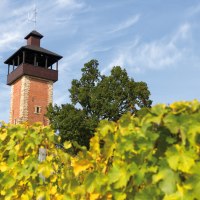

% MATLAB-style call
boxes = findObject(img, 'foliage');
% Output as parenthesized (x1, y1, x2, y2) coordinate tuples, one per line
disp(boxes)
(0, 123, 67, 199)
(1, 101, 200, 199)
(47, 59, 152, 149)
(46, 104, 93, 152)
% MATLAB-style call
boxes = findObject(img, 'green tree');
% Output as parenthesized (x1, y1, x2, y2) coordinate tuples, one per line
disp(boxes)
(46, 59, 152, 150)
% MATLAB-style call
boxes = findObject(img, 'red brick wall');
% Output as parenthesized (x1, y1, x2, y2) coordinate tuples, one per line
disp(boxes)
(11, 79, 22, 124)
(10, 76, 51, 125)
(27, 77, 49, 125)
(27, 36, 40, 46)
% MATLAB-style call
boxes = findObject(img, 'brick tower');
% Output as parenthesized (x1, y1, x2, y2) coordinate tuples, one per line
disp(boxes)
(4, 30, 62, 125)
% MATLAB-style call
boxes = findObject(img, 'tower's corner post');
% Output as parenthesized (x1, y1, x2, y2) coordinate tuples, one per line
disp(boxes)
(19, 76, 30, 123)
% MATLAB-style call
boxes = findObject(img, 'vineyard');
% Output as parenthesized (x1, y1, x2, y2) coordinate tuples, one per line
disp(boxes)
(1, 100, 200, 199)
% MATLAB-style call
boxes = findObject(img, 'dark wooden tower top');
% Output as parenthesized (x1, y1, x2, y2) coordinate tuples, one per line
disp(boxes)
(24, 30, 43, 39)
(4, 30, 62, 85)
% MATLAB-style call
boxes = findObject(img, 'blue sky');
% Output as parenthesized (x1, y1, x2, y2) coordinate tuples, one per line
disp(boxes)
(1, 0, 200, 122)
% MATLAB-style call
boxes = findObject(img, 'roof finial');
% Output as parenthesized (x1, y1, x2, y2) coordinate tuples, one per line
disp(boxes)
(28, 0, 37, 30)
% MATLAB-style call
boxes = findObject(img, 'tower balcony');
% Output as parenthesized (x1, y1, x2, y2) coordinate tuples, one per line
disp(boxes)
(4, 30, 62, 86)
(7, 63, 58, 85)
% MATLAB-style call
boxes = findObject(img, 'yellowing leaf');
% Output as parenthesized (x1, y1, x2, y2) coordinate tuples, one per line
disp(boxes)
(14, 144, 20, 151)
(55, 194, 64, 199)
(90, 136, 100, 158)
(50, 185, 57, 195)
(21, 194, 29, 200)
(177, 184, 184, 196)
(106, 193, 112, 200)
(38, 163, 54, 178)
(1, 190, 6, 195)
(163, 194, 180, 200)
(0, 162, 8, 172)
(0, 130, 7, 141)
(90, 193, 100, 200)
(50, 174, 57, 183)
(36, 191, 45, 200)
(98, 121, 116, 137)
(19, 180, 26, 186)
(166, 145, 195, 173)
(64, 141, 72, 149)
(46, 155, 54, 162)
(170, 101, 190, 114)
(72, 159, 92, 176)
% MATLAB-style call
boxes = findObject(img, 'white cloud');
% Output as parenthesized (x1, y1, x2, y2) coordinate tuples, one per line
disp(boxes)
(172, 23, 191, 42)
(109, 14, 140, 33)
(132, 41, 181, 71)
(59, 47, 89, 73)
(55, 0, 85, 10)
(0, 32, 21, 52)
(56, 0, 80, 7)
(0, 2, 35, 53)
(0, 0, 86, 54)
(55, 15, 73, 24)
(188, 3, 200, 16)
(101, 38, 139, 74)
(104, 23, 192, 74)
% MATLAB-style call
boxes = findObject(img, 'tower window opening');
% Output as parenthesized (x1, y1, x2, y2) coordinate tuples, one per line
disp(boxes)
(34, 106, 41, 114)
(14, 119, 18, 124)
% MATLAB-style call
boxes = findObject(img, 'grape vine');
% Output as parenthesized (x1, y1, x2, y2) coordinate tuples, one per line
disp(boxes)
(1, 100, 200, 199)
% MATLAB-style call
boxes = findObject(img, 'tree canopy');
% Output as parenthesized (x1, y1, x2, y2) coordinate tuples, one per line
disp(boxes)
(46, 59, 152, 150)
